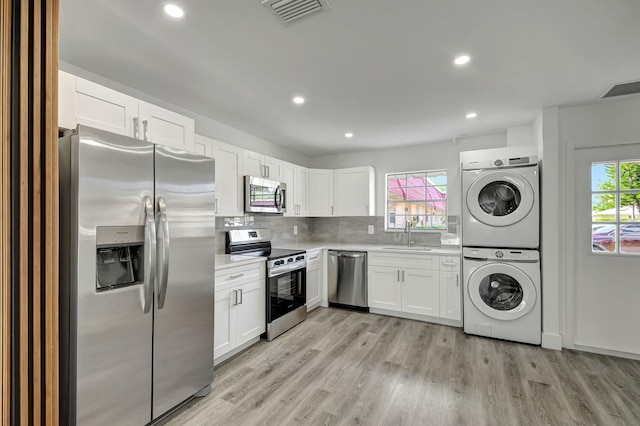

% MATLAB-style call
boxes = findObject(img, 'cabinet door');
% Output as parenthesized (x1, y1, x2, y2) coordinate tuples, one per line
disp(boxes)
(243, 150, 264, 177)
(194, 134, 214, 158)
(308, 169, 335, 216)
(335, 167, 374, 216)
(264, 156, 283, 181)
(368, 266, 401, 311)
(236, 280, 265, 345)
(74, 76, 138, 137)
(282, 162, 296, 217)
(295, 166, 309, 216)
(214, 288, 237, 360)
(213, 141, 244, 216)
(138, 101, 195, 152)
(439, 256, 461, 321)
(306, 253, 323, 309)
(402, 268, 440, 317)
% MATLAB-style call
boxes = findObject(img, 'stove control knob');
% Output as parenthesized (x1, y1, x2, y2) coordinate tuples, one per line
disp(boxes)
(296, 256, 304, 261)
(288, 258, 294, 263)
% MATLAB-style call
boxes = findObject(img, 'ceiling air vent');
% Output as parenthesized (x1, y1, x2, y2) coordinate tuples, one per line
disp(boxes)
(601, 80, 640, 99)
(262, 0, 331, 25)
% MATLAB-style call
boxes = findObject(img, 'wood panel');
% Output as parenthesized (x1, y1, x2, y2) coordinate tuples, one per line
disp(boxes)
(3, 0, 59, 424)
(0, 0, 12, 424)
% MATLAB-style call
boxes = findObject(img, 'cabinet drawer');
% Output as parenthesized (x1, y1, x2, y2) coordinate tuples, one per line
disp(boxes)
(215, 262, 264, 291)
(368, 251, 434, 270)
(439, 255, 460, 271)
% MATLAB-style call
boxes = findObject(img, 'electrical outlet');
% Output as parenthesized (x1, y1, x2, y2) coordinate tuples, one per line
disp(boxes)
(293, 225, 298, 235)
(368, 225, 374, 234)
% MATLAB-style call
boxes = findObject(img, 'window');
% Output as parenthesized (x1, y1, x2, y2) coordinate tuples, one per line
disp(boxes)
(591, 160, 640, 255)
(385, 170, 447, 231)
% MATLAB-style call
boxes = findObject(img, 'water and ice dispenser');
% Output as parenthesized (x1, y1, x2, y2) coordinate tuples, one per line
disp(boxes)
(96, 226, 145, 291)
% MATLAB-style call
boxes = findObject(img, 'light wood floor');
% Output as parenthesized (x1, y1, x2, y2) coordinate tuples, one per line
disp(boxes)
(165, 307, 640, 425)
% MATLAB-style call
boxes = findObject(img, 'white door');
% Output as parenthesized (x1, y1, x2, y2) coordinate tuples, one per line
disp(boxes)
(235, 280, 265, 345)
(573, 144, 640, 354)
(214, 288, 236, 360)
(368, 266, 401, 311)
(213, 141, 244, 216)
(282, 162, 296, 217)
(138, 101, 195, 152)
(402, 268, 439, 317)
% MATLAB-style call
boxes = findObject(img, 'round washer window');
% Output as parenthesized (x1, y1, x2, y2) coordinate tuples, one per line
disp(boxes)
(479, 273, 523, 311)
(478, 181, 521, 217)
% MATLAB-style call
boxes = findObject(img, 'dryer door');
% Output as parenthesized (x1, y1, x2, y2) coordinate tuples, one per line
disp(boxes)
(468, 263, 537, 320)
(466, 170, 534, 227)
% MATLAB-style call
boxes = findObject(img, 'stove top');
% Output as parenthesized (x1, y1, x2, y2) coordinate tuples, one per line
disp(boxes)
(268, 248, 305, 260)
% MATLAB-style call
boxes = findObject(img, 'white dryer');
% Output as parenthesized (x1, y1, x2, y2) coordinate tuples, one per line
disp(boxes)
(462, 156, 539, 248)
(463, 247, 541, 345)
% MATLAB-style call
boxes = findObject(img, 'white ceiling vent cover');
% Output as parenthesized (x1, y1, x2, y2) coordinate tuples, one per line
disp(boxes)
(262, 0, 331, 25)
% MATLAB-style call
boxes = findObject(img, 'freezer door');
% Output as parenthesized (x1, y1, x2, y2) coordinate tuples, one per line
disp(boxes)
(153, 146, 215, 419)
(70, 126, 154, 425)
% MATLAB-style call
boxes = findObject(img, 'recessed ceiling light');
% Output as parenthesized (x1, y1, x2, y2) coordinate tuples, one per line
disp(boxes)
(293, 96, 305, 104)
(466, 112, 478, 119)
(454, 55, 471, 66)
(345, 132, 353, 138)
(164, 4, 185, 18)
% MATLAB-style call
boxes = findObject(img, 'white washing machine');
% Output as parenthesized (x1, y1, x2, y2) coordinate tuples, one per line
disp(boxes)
(463, 247, 541, 345)
(462, 156, 539, 249)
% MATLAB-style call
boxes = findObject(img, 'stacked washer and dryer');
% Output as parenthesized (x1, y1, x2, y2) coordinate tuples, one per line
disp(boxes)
(461, 156, 541, 345)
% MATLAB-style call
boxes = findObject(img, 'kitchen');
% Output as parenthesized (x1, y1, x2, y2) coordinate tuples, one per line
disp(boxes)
(2, 0, 640, 424)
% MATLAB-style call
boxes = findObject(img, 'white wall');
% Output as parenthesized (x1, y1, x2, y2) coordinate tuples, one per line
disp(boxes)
(310, 133, 508, 221)
(552, 94, 640, 357)
(59, 61, 312, 166)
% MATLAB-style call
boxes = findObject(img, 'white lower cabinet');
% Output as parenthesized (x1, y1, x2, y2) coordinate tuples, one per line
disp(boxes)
(306, 249, 323, 310)
(214, 262, 265, 362)
(368, 251, 459, 323)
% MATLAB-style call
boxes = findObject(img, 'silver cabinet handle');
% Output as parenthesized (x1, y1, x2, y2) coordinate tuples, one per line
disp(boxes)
(456, 274, 459, 288)
(402, 270, 405, 282)
(238, 289, 243, 305)
(142, 196, 156, 314)
(266, 166, 270, 178)
(214, 198, 219, 214)
(442, 261, 457, 266)
(397, 270, 400, 282)
(133, 117, 140, 139)
(230, 273, 245, 279)
(143, 119, 149, 141)
(261, 165, 267, 178)
(365, 204, 368, 214)
(233, 290, 238, 306)
(331, 206, 334, 215)
(156, 197, 170, 309)
(308, 256, 319, 260)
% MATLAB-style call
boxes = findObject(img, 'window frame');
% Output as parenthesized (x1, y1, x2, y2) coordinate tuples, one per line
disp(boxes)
(384, 169, 448, 233)
(590, 159, 640, 256)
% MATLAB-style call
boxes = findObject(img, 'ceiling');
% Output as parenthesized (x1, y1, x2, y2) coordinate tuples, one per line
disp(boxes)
(59, 0, 640, 157)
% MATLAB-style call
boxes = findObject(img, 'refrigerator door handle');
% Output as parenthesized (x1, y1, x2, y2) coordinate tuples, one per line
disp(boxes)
(142, 196, 156, 314)
(156, 197, 171, 309)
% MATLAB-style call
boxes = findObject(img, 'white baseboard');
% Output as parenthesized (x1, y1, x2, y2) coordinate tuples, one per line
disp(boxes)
(541, 332, 562, 350)
(573, 344, 640, 361)
(213, 336, 261, 367)
(369, 308, 462, 328)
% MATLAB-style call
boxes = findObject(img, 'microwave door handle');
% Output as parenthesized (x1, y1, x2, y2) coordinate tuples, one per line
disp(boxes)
(142, 196, 156, 314)
(275, 186, 283, 211)
(156, 197, 171, 309)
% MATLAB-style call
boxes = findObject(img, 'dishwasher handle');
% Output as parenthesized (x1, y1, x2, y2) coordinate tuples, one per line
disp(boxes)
(329, 251, 366, 258)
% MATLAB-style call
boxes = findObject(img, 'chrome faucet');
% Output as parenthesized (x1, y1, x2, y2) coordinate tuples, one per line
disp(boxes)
(405, 221, 415, 247)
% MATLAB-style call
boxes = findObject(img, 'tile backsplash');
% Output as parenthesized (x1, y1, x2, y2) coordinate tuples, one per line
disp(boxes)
(216, 215, 457, 253)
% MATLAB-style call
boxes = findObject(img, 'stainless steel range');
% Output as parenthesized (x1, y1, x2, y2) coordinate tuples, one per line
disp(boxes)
(226, 229, 307, 341)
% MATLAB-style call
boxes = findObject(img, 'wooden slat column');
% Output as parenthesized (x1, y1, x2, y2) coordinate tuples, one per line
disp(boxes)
(2, 0, 59, 424)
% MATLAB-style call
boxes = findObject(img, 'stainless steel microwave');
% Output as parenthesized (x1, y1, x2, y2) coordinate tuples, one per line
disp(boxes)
(244, 176, 286, 214)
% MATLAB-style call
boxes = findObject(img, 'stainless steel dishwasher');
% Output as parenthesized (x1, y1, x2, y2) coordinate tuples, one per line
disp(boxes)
(328, 250, 369, 311)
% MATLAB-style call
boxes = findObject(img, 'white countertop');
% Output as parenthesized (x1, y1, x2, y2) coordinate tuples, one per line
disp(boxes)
(215, 254, 266, 270)
(273, 242, 461, 255)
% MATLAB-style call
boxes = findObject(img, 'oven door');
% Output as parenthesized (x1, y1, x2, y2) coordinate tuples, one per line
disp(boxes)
(267, 267, 306, 322)
(244, 176, 286, 214)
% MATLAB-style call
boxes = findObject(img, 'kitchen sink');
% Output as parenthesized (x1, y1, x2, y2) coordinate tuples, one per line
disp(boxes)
(381, 246, 433, 252)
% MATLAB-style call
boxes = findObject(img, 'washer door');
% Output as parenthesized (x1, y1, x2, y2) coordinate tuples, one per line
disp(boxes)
(468, 263, 537, 320)
(466, 170, 534, 227)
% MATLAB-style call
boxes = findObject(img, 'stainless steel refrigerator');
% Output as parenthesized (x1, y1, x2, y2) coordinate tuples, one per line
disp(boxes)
(59, 125, 215, 425)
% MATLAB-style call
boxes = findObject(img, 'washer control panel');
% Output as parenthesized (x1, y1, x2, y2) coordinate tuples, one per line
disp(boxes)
(463, 247, 539, 261)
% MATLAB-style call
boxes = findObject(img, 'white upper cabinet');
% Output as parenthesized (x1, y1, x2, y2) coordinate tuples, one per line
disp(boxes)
(58, 71, 195, 152)
(283, 161, 309, 217)
(243, 150, 283, 181)
(138, 101, 195, 152)
(213, 140, 244, 216)
(308, 169, 335, 217)
(335, 166, 375, 216)
(194, 134, 215, 158)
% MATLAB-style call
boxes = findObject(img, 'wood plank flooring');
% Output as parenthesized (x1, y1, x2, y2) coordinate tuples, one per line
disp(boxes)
(165, 308, 640, 425)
